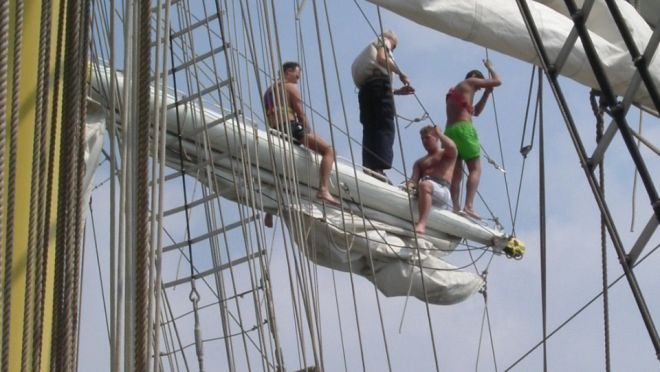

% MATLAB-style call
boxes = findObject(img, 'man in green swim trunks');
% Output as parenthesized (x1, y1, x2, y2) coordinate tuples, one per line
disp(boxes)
(445, 59, 501, 218)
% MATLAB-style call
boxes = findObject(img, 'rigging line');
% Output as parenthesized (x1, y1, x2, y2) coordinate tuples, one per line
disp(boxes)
(311, 2, 394, 371)
(0, 5, 8, 357)
(168, 23, 210, 372)
(592, 91, 611, 372)
(400, 112, 431, 128)
(512, 67, 542, 232)
(158, 306, 178, 372)
(133, 0, 155, 368)
(631, 109, 642, 232)
(351, 0, 380, 38)
(40, 0, 67, 367)
(374, 7, 443, 372)
(484, 49, 515, 228)
(23, 0, 54, 366)
(233, 7, 286, 367)
(519, 65, 537, 154)
(160, 224, 274, 369)
(270, 4, 324, 369)
(232, 10, 282, 372)
(330, 270, 350, 372)
(159, 321, 270, 356)
(313, 0, 377, 367)
(321, 0, 415, 270)
(88, 200, 112, 342)
(474, 293, 498, 372)
(293, 9, 327, 356)
(467, 246, 498, 372)
(74, 2, 93, 369)
(201, 2, 266, 370)
(54, 0, 85, 368)
(260, 4, 317, 369)
(162, 279, 192, 372)
(32, 0, 60, 369)
(505, 242, 660, 371)
(628, 125, 659, 157)
(538, 78, 548, 372)
(484, 300, 499, 372)
(1, 0, 24, 369)
(119, 5, 139, 370)
(299, 7, 357, 372)
(160, 221, 283, 364)
(244, 1, 310, 368)
(474, 302, 491, 372)
(521, 0, 660, 355)
(162, 288, 263, 325)
(151, 0, 173, 369)
(200, 2, 274, 368)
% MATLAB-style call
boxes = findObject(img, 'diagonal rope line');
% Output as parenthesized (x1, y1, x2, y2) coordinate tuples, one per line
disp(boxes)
(505, 243, 660, 371)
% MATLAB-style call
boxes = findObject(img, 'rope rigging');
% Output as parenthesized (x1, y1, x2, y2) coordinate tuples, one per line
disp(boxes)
(81, 1, 549, 371)
(591, 89, 612, 372)
(29, 1, 658, 371)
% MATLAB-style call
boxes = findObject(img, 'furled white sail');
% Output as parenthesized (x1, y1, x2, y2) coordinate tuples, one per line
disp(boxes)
(368, 0, 659, 115)
(283, 201, 484, 305)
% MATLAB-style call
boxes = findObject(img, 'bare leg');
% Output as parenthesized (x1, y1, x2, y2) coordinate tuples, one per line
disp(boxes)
(450, 159, 463, 212)
(303, 133, 339, 205)
(414, 180, 433, 234)
(463, 157, 481, 219)
(264, 213, 273, 228)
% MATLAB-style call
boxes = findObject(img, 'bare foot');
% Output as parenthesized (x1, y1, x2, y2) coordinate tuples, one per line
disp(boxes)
(414, 223, 426, 235)
(316, 190, 339, 206)
(462, 208, 481, 220)
(264, 213, 273, 228)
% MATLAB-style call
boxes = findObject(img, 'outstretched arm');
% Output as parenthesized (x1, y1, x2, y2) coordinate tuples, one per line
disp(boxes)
(436, 127, 457, 160)
(375, 38, 413, 91)
(471, 60, 501, 116)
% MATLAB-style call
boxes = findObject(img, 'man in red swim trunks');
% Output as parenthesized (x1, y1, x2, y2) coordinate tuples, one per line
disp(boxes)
(445, 59, 501, 219)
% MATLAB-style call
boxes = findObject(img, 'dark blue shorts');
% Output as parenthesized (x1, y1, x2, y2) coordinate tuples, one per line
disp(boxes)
(287, 121, 306, 142)
(358, 76, 395, 170)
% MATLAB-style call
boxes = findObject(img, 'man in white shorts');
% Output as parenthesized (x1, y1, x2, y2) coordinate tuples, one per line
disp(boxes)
(405, 125, 457, 234)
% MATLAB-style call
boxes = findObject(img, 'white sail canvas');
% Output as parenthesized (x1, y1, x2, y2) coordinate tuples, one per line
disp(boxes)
(368, 0, 659, 115)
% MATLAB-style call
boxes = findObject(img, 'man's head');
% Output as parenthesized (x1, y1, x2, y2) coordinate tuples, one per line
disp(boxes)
(282, 61, 301, 83)
(465, 69, 484, 80)
(382, 30, 398, 50)
(420, 125, 440, 151)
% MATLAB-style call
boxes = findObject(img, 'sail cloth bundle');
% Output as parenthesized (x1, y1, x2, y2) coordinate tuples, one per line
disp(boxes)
(281, 201, 485, 305)
(368, 0, 660, 116)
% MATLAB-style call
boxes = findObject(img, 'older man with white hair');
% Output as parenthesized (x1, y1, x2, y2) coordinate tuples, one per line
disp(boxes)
(351, 30, 415, 179)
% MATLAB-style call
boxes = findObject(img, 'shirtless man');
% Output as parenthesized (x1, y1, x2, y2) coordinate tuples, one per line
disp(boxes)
(445, 59, 501, 219)
(405, 125, 458, 234)
(263, 62, 338, 226)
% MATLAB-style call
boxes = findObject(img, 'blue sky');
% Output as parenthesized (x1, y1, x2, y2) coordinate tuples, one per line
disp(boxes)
(79, 1, 659, 371)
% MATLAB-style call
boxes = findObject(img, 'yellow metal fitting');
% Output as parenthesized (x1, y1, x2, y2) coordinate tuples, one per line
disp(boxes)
(504, 237, 525, 260)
